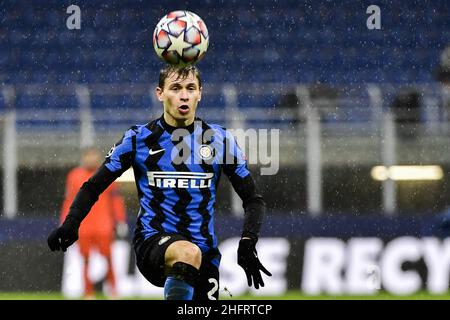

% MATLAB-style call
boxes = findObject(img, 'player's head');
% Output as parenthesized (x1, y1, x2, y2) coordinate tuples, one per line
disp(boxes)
(80, 147, 101, 171)
(156, 65, 202, 126)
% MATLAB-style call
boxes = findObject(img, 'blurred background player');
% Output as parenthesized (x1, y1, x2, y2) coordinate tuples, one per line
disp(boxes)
(60, 147, 128, 299)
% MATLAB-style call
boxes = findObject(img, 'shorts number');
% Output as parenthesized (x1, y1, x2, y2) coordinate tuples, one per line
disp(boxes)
(207, 278, 218, 300)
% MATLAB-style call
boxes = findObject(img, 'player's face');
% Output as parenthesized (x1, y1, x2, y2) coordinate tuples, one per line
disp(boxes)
(156, 72, 202, 126)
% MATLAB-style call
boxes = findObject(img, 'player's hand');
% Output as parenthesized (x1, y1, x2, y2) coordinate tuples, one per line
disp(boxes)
(237, 238, 272, 289)
(47, 220, 79, 252)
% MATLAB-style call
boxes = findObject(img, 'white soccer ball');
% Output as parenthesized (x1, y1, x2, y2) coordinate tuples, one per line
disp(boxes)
(153, 10, 209, 66)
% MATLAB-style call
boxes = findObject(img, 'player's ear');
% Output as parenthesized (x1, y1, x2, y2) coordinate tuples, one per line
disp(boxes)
(198, 86, 202, 102)
(156, 87, 164, 101)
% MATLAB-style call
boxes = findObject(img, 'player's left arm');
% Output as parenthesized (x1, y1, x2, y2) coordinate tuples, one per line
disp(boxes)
(48, 127, 137, 252)
(222, 130, 272, 289)
(226, 170, 265, 241)
(62, 128, 136, 231)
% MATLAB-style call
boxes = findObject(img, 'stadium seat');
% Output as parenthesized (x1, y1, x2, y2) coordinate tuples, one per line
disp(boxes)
(2, 0, 449, 124)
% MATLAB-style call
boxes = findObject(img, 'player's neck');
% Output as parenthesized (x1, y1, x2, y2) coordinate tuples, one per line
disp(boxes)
(163, 113, 195, 128)
(161, 114, 197, 134)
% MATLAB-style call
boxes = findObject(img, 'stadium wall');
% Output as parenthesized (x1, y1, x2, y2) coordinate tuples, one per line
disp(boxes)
(1, 215, 448, 296)
(4, 165, 450, 217)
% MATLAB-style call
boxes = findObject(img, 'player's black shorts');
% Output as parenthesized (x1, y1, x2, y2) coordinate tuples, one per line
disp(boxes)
(134, 232, 221, 300)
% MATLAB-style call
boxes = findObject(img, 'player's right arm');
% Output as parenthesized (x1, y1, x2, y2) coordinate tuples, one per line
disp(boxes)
(47, 127, 137, 252)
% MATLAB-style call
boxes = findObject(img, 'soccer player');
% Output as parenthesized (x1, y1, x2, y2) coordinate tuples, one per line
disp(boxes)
(60, 147, 128, 299)
(48, 65, 271, 300)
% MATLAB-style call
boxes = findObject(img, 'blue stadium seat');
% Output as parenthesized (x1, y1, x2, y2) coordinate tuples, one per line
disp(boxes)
(91, 94, 143, 110)
(2, 0, 448, 123)
(198, 93, 225, 109)
(15, 93, 78, 110)
(238, 93, 280, 109)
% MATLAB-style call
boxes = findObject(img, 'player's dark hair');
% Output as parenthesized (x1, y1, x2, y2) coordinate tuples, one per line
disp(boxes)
(158, 65, 201, 89)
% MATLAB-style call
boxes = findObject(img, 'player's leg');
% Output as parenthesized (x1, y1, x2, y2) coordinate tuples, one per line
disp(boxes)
(82, 256, 95, 298)
(134, 233, 194, 292)
(193, 257, 220, 300)
(163, 240, 202, 300)
(78, 237, 94, 299)
(98, 234, 117, 298)
(134, 233, 201, 299)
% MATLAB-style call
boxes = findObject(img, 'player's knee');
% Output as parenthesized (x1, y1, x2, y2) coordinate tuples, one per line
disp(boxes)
(183, 243, 202, 264)
(177, 242, 202, 268)
(166, 241, 202, 269)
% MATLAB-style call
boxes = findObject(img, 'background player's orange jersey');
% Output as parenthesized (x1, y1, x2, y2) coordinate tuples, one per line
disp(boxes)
(60, 167, 126, 237)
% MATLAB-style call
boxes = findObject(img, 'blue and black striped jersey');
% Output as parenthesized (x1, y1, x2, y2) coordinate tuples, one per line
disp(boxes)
(104, 116, 253, 255)
(64, 115, 265, 268)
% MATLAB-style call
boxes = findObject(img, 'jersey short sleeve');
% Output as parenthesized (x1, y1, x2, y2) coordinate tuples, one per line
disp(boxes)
(104, 126, 137, 174)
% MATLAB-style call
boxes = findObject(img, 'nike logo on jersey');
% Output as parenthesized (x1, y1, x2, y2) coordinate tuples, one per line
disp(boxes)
(149, 148, 165, 155)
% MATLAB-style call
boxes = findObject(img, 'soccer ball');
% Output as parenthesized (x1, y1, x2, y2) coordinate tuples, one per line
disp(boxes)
(153, 10, 209, 66)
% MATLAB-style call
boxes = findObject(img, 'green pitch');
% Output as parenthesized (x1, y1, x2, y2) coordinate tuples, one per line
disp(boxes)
(0, 291, 449, 300)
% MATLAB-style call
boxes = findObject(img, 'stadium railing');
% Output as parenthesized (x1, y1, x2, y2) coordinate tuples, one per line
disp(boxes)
(1, 83, 450, 218)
